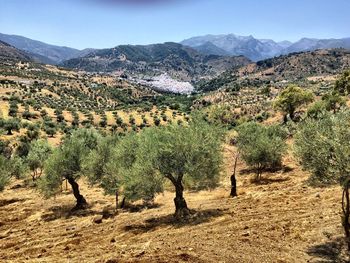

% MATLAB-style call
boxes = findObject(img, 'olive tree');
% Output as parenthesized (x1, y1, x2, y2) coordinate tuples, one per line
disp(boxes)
(82, 135, 120, 208)
(134, 117, 224, 218)
(294, 110, 350, 185)
(294, 110, 350, 249)
(39, 128, 101, 209)
(27, 139, 52, 181)
(0, 118, 21, 135)
(236, 122, 287, 181)
(274, 85, 313, 122)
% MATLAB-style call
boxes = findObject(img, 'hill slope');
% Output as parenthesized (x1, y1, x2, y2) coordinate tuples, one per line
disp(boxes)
(0, 40, 32, 63)
(196, 48, 350, 92)
(0, 33, 94, 64)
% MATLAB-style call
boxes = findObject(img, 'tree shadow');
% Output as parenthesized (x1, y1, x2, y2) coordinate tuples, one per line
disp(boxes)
(250, 177, 290, 185)
(123, 202, 162, 213)
(123, 208, 227, 234)
(239, 165, 294, 176)
(0, 198, 25, 207)
(41, 204, 104, 222)
(306, 237, 349, 263)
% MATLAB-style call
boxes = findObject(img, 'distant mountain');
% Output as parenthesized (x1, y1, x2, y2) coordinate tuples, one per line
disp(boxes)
(285, 37, 350, 54)
(0, 33, 95, 65)
(62, 42, 251, 83)
(193, 42, 231, 56)
(0, 40, 32, 63)
(181, 34, 350, 61)
(181, 34, 286, 61)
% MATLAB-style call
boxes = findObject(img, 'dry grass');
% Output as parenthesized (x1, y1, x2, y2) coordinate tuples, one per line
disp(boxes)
(0, 150, 348, 263)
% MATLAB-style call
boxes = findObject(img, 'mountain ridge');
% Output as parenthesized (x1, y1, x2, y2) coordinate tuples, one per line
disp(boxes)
(181, 34, 350, 61)
(0, 33, 95, 65)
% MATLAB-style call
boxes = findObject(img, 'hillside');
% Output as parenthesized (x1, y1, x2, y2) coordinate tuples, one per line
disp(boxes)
(0, 40, 32, 63)
(0, 33, 94, 65)
(241, 48, 350, 81)
(196, 48, 350, 92)
(62, 42, 251, 83)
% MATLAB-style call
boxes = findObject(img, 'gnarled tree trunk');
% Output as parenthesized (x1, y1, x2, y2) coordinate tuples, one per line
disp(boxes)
(166, 173, 190, 219)
(67, 177, 87, 210)
(174, 180, 190, 218)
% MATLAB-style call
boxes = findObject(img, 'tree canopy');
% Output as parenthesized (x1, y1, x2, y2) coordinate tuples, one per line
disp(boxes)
(274, 85, 313, 122)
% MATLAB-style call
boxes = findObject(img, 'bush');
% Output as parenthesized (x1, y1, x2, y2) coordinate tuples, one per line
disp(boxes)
(236, 122, 287, 181)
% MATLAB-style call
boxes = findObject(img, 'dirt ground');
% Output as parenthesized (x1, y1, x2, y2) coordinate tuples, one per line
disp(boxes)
(0, 152, 349, 263)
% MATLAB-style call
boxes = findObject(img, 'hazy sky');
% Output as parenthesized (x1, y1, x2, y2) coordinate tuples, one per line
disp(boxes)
(1, 0, 349, 49)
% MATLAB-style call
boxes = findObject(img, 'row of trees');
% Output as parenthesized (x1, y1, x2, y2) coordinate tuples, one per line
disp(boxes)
(37, 116, 223, 217)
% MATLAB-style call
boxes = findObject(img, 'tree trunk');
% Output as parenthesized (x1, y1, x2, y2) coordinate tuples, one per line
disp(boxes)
(283, 114, 288, 124)
(174, 180, 190, 219)
(230, 153, 239, 197)
(67, 177, 87, 210)
(343, 182, 350, 251)
(120, 197, 126, 209)
(115, 190, 119, 212)
(289, 111, 295, 122)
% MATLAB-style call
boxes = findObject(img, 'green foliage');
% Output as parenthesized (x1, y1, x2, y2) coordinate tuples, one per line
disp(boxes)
(16, 136, 31, 158)
(27, 140, 52, 181)
(334, 70, 350, 95)
(294, 110, 350, 185)
(307, 101, 327, 119)
(26, 123, 40, 141)
(274, 85, 314, 121)
(8, 156, 27, 179)
(321, 91, 346, 113)
(0, 155, 11, 191)
(0, 118, 21, 135)
(40, 129, 101, 197)
(83, 136, 118, 189)
(206, 105, 237, 128)
(89, 116, 224, 212)
(236, 122, 287, 180)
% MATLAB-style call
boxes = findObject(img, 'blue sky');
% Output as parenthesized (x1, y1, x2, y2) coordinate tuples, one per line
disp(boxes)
(0, 0, 349, 50)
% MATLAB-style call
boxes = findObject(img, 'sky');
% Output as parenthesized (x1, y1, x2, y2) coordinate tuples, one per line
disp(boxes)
(0, 0, 349, 50)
